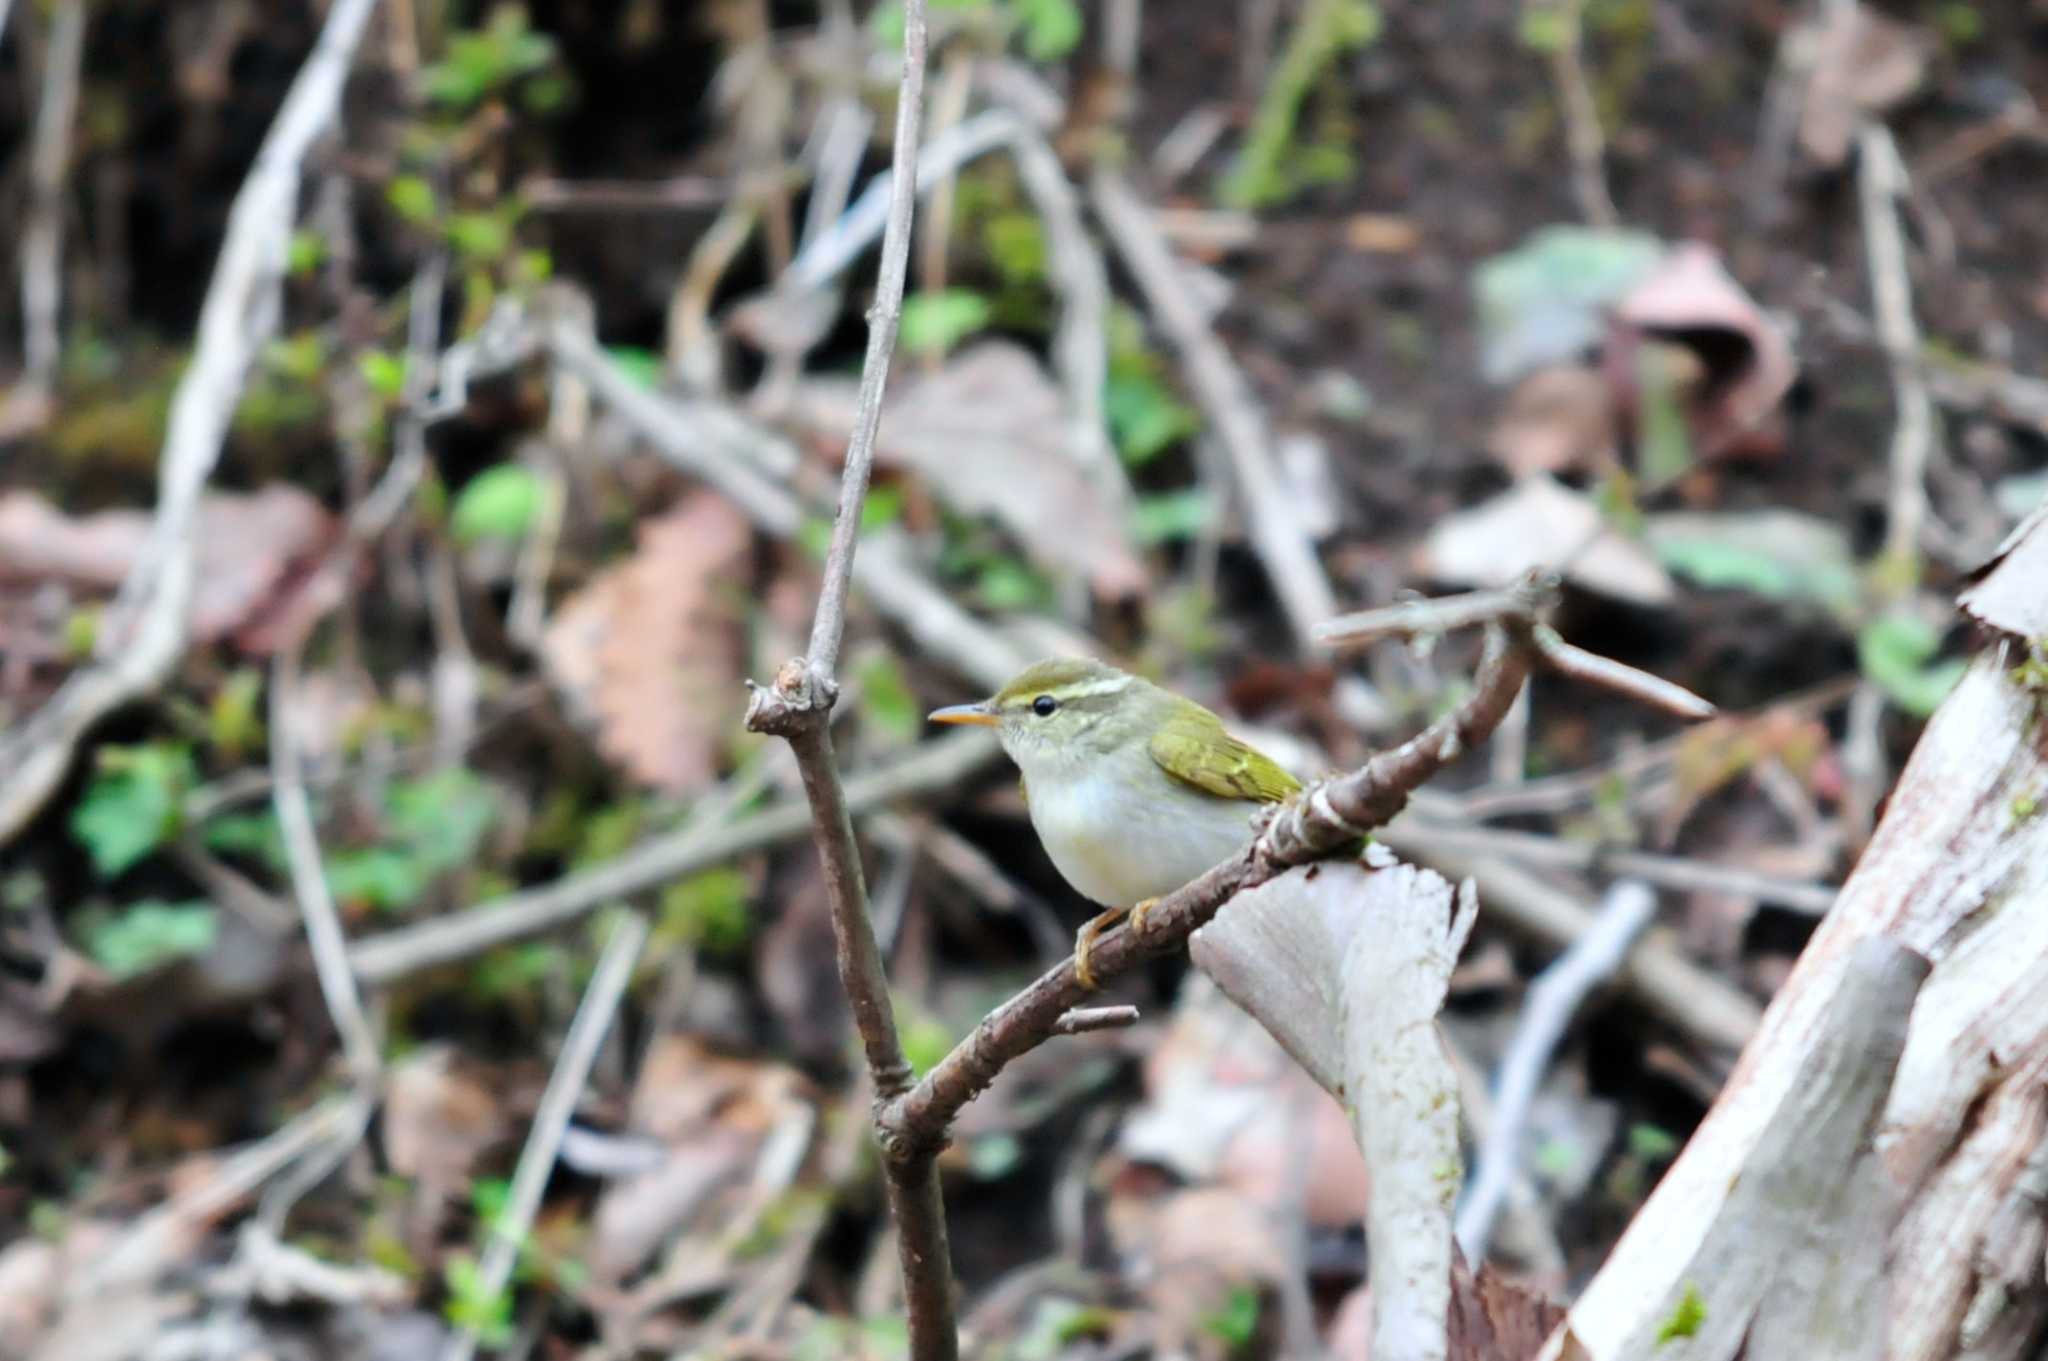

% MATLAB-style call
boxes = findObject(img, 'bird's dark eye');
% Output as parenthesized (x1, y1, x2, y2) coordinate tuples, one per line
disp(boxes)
(1031, 695, 1058, 717)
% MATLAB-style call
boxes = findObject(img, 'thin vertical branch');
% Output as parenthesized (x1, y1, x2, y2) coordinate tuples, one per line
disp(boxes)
(21, 0, 86, 394)
(805, 4, 930, 677)
(742, 3, 952, 1357)
(440, 912, 649, 1361)
(270, 644, 382, 1085)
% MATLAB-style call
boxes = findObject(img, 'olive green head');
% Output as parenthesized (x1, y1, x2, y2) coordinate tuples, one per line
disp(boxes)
(928, 657, 1170, 767)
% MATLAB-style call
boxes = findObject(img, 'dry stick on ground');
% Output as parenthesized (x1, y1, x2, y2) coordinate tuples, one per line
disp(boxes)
(347, 728, 998, 984)
(1456, 880, 1657, 1263)
(0, 0, 383, 847)
(737, 4, 955, 1357)
(20, 0, 85, 395)
(1090, 169, 1339, 655)
(1858, 123, 1937, 568)
(269, 643, 381, 1084)
(1391, 805, 1840, 916)
(1543, 0, 1619, 228)
(440, 912, 649, 1361)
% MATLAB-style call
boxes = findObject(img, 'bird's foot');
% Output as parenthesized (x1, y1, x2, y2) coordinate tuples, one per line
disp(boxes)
(1073, 905, 1128, 991)
(1073, 899, 1161, 990)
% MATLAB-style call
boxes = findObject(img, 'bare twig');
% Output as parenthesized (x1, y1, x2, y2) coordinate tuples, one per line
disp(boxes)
(1390, 808, 1840, 916)
(1090, 171, 1340, 652)
(347, 728, 999, 985)
(1456, 881, 1657, 1263)
(741, 7, 952, 1351)
(270, 645, 381, 1083)
(1857, 123, 1937, 569)
(77, 1095, 368, 1299)
(20, 0, 85, 394)
(1542, 0, 1619, 228)
(1054, 1005, 1141, 1035)
(1376, 832, 1761, 1052)
(0, 0, 383, 847)
(440, 912, 649, 1361)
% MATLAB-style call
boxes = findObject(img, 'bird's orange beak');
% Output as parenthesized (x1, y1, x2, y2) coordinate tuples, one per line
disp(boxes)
(928, 702, 999, 727)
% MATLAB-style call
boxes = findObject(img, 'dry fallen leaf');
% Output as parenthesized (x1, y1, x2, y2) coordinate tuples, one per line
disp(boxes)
(1798, 3, 1933, 167)
(1486, 365, 1619, 478)
(542, 493, 751, 795)
(1416, 475, 1674, 606)
(0, 486, 338, 653)
(793, 341, 1147, 600)
(1121, 973, 1369, 1229)
(381, 1046, 507, 1193)
(591, 1034, 812, 1285)
(1607, 244, 1797, 461)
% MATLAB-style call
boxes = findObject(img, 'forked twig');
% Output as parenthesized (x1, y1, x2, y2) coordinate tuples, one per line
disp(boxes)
(738, 4, 954, 1357)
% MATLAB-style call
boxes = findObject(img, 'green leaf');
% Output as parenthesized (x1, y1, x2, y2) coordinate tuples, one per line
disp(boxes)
(386, 175, 438, 227)
(1221, 0, 1381, 209)
(1858, 612, 1966, 718)
(1015, 0, 1083, 60)
(853, 650, 922, 745)
(1645, 511, 1861, 619)
(77, 900, 217, 979)
(1518, 4, 1571, 51)
(899, 1005, 956, 1078)
(900, 289, 992, 357)
(287, 229, 328, 276)
(1202, 1284, 1263, 1347)
(359, 350, 409, 401)
(1105, 372, 1202, 466)
(1627, 1122, 1680, 1161)
(209, 669, 265, 761)
(657, 868, 752, 957)
(442, 1253, 514, 1347)
(451, 464, 544, 542)
(447, 210, 514, 261)
(327, 848, 429, 912)
(1656, 1283, 1706, 1343)
(387, 768, 498, 873)
(203, 811, 288, 870)
(983, 213, 1047, 285)
(604, 345, 663, 390)
(1131, 489, 1216, 546)
(71, 744, 196, 877)
(1474, 226, 1665, 382)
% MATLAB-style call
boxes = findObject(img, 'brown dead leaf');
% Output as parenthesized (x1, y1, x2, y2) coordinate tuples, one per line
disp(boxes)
(381, 1046, 507, 1193)
(1486, 365, 1618, 477)
(542, 493, 751, 795)
(792, 342, 1147, 600)
(1799, 4, 1933, 167)
(1608, 244, 1796, 460)
(1345, 213, 1422, 254)
(592, 1035, 813, 1285)
(0, 486, 338, 654)
(1416, 475, 1675, 606)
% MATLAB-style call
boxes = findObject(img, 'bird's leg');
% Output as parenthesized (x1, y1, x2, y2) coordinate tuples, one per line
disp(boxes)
(1073, 906, 1128, 990)
(1073, 898, 1161, 990)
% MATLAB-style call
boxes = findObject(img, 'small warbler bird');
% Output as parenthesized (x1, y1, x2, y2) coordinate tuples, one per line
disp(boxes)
(929, 657, 1301, 987)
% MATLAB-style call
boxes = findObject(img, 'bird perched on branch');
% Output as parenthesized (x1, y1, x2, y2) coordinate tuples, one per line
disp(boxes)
(930, 657, 1300, 987)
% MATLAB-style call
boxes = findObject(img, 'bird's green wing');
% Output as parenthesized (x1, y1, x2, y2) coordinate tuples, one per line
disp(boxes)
(1148, 705, 1301, 803)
